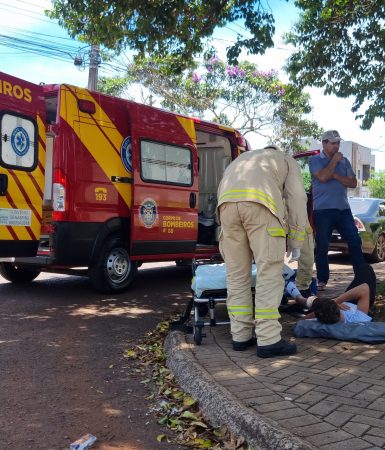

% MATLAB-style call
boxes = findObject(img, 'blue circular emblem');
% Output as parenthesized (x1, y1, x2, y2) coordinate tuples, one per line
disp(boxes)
(139, 199, 158, 229)
(11, 127, 30, 157)
(121, 136, 132, 173)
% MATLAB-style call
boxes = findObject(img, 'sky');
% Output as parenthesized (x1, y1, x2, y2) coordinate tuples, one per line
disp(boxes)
(1, 0, 385, 169)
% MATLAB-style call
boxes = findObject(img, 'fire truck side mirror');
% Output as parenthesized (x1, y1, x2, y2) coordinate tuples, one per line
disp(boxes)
(0, 173, 8, 196)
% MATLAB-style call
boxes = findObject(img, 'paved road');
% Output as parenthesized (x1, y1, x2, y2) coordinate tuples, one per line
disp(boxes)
(0, 262, 193, 450)
(166, 257, 385, 450)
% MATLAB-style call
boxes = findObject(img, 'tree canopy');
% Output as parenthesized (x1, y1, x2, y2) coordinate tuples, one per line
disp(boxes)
(118, 55, 321, 152)
(48, 0, 282, 69)
(367, 172, 385, 198)
(285, 0, 385, 130)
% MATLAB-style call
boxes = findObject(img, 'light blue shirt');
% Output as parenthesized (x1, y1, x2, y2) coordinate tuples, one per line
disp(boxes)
(309, 151, 355, 210)
(341, 302, 372, 323)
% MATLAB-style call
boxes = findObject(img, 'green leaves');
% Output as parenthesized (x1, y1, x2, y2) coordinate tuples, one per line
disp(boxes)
(367, 171, 385, 198)
(47, 1, 283, 68)
(124, 55, 320, 152)
(286, 0, 385, 129)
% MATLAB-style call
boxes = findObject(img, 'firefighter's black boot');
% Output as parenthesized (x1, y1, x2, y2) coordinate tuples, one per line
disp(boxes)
(257, 339, 297, 358)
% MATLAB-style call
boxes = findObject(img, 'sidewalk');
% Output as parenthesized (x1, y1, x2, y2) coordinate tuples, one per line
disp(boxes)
(165, 263, 385, 450)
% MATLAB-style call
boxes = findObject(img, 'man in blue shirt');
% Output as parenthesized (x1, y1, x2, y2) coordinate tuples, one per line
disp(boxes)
(309, 130, 365, 291)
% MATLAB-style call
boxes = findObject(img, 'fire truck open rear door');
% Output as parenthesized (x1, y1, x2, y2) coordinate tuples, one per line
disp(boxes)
(0, 72, 46, 257)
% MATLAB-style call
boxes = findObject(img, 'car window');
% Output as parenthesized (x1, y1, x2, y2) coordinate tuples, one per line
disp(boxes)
(379, 203, 385, 217)
(349, 198, 372, 215)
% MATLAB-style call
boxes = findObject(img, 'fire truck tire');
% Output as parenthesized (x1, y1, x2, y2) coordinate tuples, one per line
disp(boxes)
(0, 262, 41, 283)
(89, 237, 137, 293)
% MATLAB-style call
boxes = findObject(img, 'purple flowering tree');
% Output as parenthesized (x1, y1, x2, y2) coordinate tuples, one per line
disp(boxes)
(121, 56, 322, 152)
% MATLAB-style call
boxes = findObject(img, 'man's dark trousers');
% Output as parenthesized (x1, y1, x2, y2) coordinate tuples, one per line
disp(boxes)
(314, 208, 365, 284)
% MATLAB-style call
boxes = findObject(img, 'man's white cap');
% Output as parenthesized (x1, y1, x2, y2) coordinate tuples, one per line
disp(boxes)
(321, 130, 342, 143)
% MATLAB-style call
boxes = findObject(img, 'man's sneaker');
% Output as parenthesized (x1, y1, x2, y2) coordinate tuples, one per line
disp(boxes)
(232, 337, 257, 351)
(317, 281, 327, 291)
(257, 339, 297, 358)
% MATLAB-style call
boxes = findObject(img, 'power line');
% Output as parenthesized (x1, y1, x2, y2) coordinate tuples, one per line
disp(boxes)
(0, 1, 51, 18)
(0, 4, 56, 25)
(1, 25, 81, 43)
(12, 0, 50, 9)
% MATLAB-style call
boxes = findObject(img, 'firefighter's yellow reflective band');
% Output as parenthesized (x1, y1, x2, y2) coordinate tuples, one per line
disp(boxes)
(228, 306, 253, 315)
(255, 308, 280, 319)
(267, 227, 285, 237)
(219, 189, 277, 212)
(255, 308, 279, 313)
(255, 314, 280, 319)
(288, 229, 306, 241)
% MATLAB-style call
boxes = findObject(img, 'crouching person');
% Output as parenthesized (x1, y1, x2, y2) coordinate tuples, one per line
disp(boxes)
(217, 145, 308, 358)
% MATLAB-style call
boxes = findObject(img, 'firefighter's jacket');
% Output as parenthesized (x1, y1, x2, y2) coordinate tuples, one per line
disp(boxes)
(217, 146, 308, 249)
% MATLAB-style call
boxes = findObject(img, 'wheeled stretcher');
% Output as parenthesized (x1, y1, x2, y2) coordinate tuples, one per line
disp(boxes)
(187, 260, 298, 345)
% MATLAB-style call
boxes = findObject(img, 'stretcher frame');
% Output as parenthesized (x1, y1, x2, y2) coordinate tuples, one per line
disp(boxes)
(185, 258, 306, 345)
(186, 258, 257, 345)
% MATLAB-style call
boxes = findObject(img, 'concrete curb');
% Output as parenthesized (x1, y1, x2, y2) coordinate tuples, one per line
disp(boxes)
(165, 331, 316, 450)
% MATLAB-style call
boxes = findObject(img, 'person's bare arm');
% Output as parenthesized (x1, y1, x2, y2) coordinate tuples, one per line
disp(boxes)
(333, 283, 370, 313)
(332, 173, 357, 188)
(313, 152, 342, 182)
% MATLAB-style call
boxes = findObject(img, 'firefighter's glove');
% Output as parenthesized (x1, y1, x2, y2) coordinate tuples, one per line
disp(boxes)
(286, 247, 301, 263)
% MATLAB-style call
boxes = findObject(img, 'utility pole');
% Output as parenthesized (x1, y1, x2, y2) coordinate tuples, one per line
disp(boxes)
(88, 44, 100, 91)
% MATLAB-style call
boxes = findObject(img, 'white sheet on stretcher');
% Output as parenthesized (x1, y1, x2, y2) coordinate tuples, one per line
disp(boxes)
(192, 263, 296, 298)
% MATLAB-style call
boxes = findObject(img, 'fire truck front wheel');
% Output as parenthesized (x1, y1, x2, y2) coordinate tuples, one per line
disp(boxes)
(0, 262, 41, 283)
(89, 237, 137, 293)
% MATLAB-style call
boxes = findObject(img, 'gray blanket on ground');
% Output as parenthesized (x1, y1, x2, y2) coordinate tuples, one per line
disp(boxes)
(292, 320, 385, 344)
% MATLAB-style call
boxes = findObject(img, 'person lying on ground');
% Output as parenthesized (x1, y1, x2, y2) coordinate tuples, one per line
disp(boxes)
(301, 283, 371, 324)
(293, 262, 376, 312)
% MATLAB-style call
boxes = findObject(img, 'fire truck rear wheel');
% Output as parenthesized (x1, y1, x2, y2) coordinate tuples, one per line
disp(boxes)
(0, 262, 41, 283)
(89, 237, 137, 293)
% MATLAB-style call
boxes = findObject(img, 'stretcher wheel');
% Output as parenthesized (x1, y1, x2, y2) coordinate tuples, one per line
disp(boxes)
(194, 325, 203, 345)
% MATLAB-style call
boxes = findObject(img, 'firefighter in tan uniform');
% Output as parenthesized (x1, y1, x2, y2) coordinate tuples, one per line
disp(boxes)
(296, 221, 315, 295)
(217, 145, 308, 358)
(295, 192, 315, 296)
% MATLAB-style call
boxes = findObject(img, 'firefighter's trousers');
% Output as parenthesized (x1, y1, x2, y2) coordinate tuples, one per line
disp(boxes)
(219, 202, 285, 346)
(296, 227, 314, 290)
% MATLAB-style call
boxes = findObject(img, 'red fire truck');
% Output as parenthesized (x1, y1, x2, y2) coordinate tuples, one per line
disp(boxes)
(0, 72, 248, 292)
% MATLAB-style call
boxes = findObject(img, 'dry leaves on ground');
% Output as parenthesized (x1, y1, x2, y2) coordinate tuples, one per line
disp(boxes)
(123, 319, 249, 450)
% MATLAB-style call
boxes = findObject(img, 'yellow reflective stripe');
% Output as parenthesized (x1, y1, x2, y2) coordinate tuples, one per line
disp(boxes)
(255, 308, 280, 319)
(219, 189, 277, 212)
(255, 313, 281, 319)
(288, 229, 306, 241)
(228, 305, 253, 315)
(267, 227, 285, 237)
(288, 229, 305, 237)
(255, 309, 279, 313)
(228, 306, 253, 312)
(228, 306, 253, 309)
